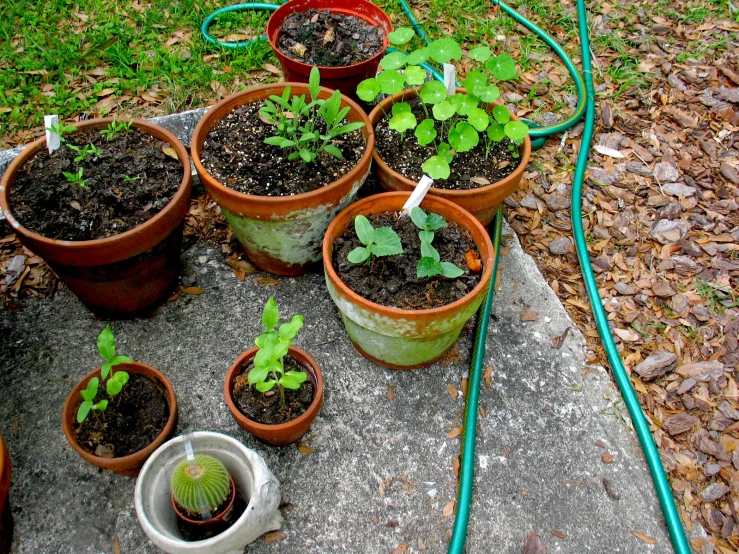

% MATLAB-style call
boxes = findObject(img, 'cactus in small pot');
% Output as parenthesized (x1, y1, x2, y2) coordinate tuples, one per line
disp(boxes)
(170, 455, 232, 518)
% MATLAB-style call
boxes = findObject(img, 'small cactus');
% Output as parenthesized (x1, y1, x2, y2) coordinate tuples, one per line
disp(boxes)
(171, 455, 231, 516)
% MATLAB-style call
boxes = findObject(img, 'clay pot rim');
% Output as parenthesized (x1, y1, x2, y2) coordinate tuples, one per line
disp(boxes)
(0, 117, 192, 253)
(322, 191, 495, 318)
(0, 432, 9, 501)
(190, 82, 375, 208)
(368, 87, 532, 198)
(61, 361, 178, 470)
(266, 0, 392, 73)
(171, 474, 236, 526)
(223, 346, 324, 435)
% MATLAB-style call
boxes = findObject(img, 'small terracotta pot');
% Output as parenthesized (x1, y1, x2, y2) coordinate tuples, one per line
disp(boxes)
(224, 346, 324, 446)
(323, 192, 495, 369)
(62, 362, 178, 477)
(171, 475, 236, 527)
(0, 117, 192, 318)
(266, 0, 392, 100)
(0, 433, 12, 554)
(369, 87, 532, 226)
(191, 83, 374, 276)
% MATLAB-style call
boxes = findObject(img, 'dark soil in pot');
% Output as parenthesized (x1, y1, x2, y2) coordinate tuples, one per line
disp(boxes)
(375, 99, 521, 190)
(232, 356, 315, 424)
(74, 374, 169, 458)
(10, 128, 181, 241)
(276, 9, 384, 66)
(200, 101, 365, 196)
(332, 212, 483, 309)
(175, 485, 248, 542)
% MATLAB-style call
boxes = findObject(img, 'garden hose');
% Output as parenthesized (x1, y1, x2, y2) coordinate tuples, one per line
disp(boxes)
(200, 2, 281, 49)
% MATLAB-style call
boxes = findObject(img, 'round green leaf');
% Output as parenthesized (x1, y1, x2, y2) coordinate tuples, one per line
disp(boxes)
(505, 120, 529, 141)
(487, 123, 506, 141)
(467, 107, 489, 132)
(486, 53, 517, 81)
(462, 71, 487, 93)
(392, 101, 412, 115)
(449, 93, 478, 116)
(422, 155, 451, 180)
(417, 257, 443, 278)
(377, 70, 406, 95)
(414, 119, 437, 146)
(493, 104, 511, 124)
(410, 207, 428, 229)
(448, 121, 479, 152)
(357, 78, 381, 102)
(387, 27, 415, 45)
(389, 111, 417, 133)
(468, 46, 492, 62)
(403, 65, 427, 86)
(432, 101, 455, 121)
(438, 142, 453, 163)
(380, 52, 407, 70)
(405, 47, 429, 66)
(106, 378, 123, 396)
(475, 85, 500, 103)
(427, 38, 462, 64)
(419, 81, 447, 105)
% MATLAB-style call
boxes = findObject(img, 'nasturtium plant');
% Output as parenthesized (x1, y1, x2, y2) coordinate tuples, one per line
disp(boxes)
(260, 67, 365, 164)
(248, 297, 307, 408)
(356, 29, 530, 180)
(410, 207, 464, 279)
(347, 215, 403, 263)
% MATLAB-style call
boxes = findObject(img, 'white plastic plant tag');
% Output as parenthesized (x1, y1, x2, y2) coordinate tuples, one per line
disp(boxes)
(443, 64, 456, 96)
(44, 115, 60, 154)
(402, 175, 434, 215)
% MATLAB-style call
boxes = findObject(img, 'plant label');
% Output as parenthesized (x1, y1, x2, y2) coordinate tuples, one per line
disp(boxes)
(44, 114, 60, 154)
(443, 64, 456, 96)
(402, 175, 434, 214)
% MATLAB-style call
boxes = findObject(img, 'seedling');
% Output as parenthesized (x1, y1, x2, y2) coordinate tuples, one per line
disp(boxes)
(171, 454, 231, 517)
(100, 119, 133, 141)
(122, 175, 141, 182)
(248, 297, 307, 408)
(67, 143, 101, 162)
(76, 325, 132, 424)
(45, 121, 78, 141)
(410, 207, 464, 278)
(357, 30, 530, 179)
(62, 167, 88, 188)
(347, 215, 404, 263)
(260, 67, 366, 164)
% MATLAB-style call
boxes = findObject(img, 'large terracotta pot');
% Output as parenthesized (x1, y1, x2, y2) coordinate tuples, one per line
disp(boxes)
(0, 118, 192, 318)
(369, 88, 532, 226)
(323, 192, 494, 369)
(0, 433, 11, 554)
(191, 83, 374, 276)
(266, 0, 392, 99)
(62, 362, 178, 477)
(224, 346, 324, 446)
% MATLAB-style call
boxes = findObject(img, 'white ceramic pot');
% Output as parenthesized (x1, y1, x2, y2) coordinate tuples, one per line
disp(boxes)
(135, 431, 283, 554)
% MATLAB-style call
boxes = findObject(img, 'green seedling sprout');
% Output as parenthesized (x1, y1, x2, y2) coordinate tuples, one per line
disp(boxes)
(123, 175, 141, 182)
(347, 215, 404, 264)
(62, 167, 88, 188)
(76, 325, 132, 424)
(410, 207, 464, 278)
(67, 143, 101, 162)
(356, 30, 530, 179)
(248, 297, 307, 408)
(45, 121, 78, 142)
(260, 67, 366, 164)
(100, 119, 133, 141)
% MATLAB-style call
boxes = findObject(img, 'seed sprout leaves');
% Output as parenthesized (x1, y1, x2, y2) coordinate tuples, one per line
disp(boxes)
(417, 258, 465, 279)
(505, 120, 530, 141)
(380, 52, 407, 70)
(387, 27, 415, 45)
(389, 111, 417, 133)
(493, 104, 511, 124)
(475, 85, 501, 103)
(449, 93, 478, 115)
(462, 71, 487, 92)
(392, 101, 412, 115)
(263, 296, 280, 329)
(372, 227, 405, 256)
(486, 53, 517, 81)
(308, 66, 321, 102)
(449, 121, 479, 152)
(405, 47, 429, 66)
(422, 155, 450, 180)
(467, 107, 490, 132)
(487, 123, 506, 141)
(377, 70, 406, 95)
(432, 101, 456, 121)
(414, 119, 437, 146)
(427, 38, 462, 64)
(411, 207, 447, 232)
(438, 142, 453, 163)
(357, 78, 380, 102)
(348, 215, 403, 263)
(403, 65, 427, 86)
(420, 80, 447, 105)
(468, 46, 492, 62)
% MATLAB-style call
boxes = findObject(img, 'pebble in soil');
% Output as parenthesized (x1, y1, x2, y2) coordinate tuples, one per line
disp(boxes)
(232, 356, 315, 425)
(10, 128, 182, 241)
(332, 212, 483, 309)
(375, 99, 522, 190)
(200, 101, 366, 196)
(277, 9, 385, 67)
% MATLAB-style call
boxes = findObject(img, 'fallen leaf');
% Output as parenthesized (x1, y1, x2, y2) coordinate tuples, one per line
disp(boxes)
(12, 419, 19, 438)
(552, 530, 566, 539)
(447, 384, 459, 401)
(264, 531, 287, 543)
(162, 146, 179, 160)
(298, 444, 312, 456)
(264, 63, 282, 74)
(442, 500, 456, 517)
(179, 286, 204, 295)
(470, 176, 490, 185)
(388, 385, 395, 401)
(113, 536, 121, 554)
(520, 307, 539, 321)
(446, 427, 463, 439)
(523, 530, 547, 553)
(452, 456, 460, 477)
(632, 531, 657, 544)
(594, 144, 625, 158)
(253, 276, 279, 286)
(613, 328, 641, 342)
(225, 258, 256, 280)
(601, 451, 613, 463)
(418, 537, 427, 551)
(483, 366, 493, 387)
(551, 327, 571, 349)
(391, 544, 409, 554)
(465, 250, 482, 272)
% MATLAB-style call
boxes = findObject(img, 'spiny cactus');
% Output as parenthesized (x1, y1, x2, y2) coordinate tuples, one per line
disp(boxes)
(170, 455, 231, 516)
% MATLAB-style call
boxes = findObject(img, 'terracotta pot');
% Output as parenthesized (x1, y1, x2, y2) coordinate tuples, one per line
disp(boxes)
(224, 346, 324, 446)
(172, 475, 236, 528)
(62, 362, 178, 477)
(266, 0, 392, 100)
(323, 192, 495, 369)
(0, 117, 192, 318)
(0, 433, 12, 554)
(368, 87, 532, 226)
(191, 83, 374, 276)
